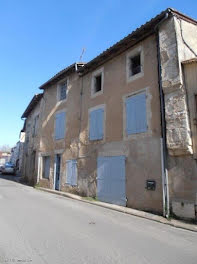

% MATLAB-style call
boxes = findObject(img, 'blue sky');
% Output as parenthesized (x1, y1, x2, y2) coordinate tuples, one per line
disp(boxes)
(0, 0, 197, 147)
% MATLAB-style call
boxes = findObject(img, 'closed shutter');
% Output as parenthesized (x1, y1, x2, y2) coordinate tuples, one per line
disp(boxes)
(89, 108, 104, 140)
(44, 156, 50, 179)
(97, 156, 126, 206)
(55, 112, 66, 140)
(66, 160, 77, 186)
(126, 92, 147, 134)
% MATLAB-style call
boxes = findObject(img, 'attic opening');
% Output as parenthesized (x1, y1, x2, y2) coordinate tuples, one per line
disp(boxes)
(130, 53, 141, 76)
(94, 74, 102, 93)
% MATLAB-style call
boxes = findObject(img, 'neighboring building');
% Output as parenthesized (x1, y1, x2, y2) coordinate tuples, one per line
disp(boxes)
(0, 152, 11, 166)
(10, 144, 19, 167)
(38, 63, 84, 189)
(10, 131, 25, 172)
(21, 94, 43, 184)
(23, 8, 197, 220)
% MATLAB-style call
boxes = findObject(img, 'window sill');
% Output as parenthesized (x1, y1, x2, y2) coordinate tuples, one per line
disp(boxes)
(91, 90, 103, 98)
(54, 138, 65, 141)
(127, 71, 144, 83)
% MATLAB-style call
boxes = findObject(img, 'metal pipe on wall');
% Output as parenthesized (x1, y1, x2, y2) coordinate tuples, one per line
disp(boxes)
(154, 12, 170, 218)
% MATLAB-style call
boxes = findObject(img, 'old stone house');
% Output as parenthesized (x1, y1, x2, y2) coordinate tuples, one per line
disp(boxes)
(22, 8, 197, 220)
(21, 93, 43, 184)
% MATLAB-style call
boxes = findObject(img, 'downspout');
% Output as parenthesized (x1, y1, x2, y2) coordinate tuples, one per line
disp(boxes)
(154, 12, 170, 218)
(76, 63, 84, 161)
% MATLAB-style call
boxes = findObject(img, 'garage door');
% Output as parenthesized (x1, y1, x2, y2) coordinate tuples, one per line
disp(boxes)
(97, 156, 126, 206)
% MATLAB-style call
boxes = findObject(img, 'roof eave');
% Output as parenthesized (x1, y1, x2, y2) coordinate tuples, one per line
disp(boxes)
(39, 62, 85, 90)
(21, 93, 43, 119)
(79, 8, 197, 76)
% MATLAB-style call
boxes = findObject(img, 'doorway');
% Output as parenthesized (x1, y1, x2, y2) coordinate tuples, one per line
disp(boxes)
(54, 154, 61, 190)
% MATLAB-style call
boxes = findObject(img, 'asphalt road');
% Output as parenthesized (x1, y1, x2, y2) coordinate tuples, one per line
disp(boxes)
(0, 175, 197, 264)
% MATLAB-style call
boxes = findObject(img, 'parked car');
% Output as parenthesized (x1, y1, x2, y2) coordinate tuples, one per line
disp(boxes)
(0, 165, 4, 173)
(1, 163, 16, 175)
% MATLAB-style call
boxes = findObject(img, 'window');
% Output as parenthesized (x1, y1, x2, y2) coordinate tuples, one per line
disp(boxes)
(42, 156, 50, 179)
(55, 111, 66, 140)
(130, 54, 141, 76)
(32, 115, 39, 137)
(94, 74, 102, 93)
(66, 160, 77, 186)
(58, 81, 67, 101)
(126, 46, 144, 82)
(125, 92, 147, 135)
(91, 68, 104, 97)
(89, 107, 104, 140)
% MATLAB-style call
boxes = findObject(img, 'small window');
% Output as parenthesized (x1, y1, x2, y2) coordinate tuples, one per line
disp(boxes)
(42, 156, 50, 179)
(91, 68, 104, 97)
(94, 74, 102, 93)
(59, 82, 67, 101)
(89, 107, 104, 140)
(130, 54, 141, 76)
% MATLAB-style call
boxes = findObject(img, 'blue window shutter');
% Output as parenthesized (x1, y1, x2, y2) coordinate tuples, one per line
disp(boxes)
(55, 112, 66, 140)
(66, 160, 77, 186)
(55, 113, 60, 139)
(66, 160, 72, 185)
(71, 160, 77, 186)
(44, 156, 50, 179)
(89, 108, 104, 140)
(126, 92, 147, 135)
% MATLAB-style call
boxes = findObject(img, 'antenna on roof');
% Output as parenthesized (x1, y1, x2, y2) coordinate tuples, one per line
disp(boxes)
(79, 47, 86, 62)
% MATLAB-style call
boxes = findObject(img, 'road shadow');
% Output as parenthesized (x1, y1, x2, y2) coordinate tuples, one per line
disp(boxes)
(0, 173, 22, 184)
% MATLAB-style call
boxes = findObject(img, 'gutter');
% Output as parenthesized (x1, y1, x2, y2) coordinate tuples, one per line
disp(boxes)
(154, 12, 170, 218)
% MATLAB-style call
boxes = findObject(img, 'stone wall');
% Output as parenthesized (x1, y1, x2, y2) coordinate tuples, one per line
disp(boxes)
(159, 16, 196, 156)
(159, 15, 197, 219)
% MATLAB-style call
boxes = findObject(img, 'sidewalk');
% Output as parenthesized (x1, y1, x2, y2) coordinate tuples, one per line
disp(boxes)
(36, 187, 197, 233)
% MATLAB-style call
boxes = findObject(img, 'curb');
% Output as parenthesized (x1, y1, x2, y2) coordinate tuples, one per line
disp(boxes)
(36, 187, 197, 233)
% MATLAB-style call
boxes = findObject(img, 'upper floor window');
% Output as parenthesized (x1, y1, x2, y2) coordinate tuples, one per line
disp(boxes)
(32, 114, 39, 137)
(58, 81, 67, 101)
(126, 46, 144, 82)
(130, 53, 141, 76)
(91, 68, 104, 97)
(55, 111, 66, 140)
(89, 106, 104, 140)
(125, 92, 147, 135)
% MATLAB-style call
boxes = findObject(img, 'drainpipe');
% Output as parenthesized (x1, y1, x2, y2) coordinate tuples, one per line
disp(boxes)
(154, 12, 170, 218)
(77, 68, 84, 161)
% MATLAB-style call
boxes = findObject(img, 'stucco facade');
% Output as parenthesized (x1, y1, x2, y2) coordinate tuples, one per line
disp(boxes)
(37, 35, 163, 214)
(38, 69, 82, 190)
(21, 8, 197, 219)
(77, 36, 163, 212)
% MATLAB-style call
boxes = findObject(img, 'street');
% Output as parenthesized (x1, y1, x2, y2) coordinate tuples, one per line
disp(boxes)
(0, 175, 197, 264)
